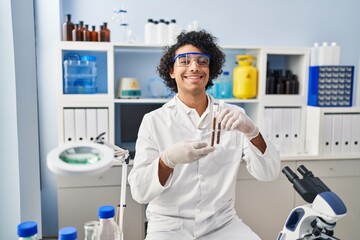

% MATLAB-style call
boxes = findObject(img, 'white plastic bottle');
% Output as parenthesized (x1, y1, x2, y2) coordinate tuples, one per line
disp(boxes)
(58, 227, 77, 240)
(310, 42, 319, 66)
(144, 18, 156, 44)
(98, 205, 121, 240)
(17, 221, 38, 240)
(157, 19, 168, 45)
(330, 42, 340, 65)
(318, 42, 331, 66)
(168, 19, 179, 45)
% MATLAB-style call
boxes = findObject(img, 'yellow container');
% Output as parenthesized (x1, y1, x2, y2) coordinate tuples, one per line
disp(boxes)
(233, 55, 258, 99)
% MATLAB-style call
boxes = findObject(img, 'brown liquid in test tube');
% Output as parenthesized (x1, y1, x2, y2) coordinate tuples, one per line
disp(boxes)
(217, 122, 221, 144)
(211, 116, 216, 146)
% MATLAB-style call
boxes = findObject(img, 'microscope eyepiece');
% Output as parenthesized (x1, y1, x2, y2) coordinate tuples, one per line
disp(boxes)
(297, 165, 314, 178)
(282, 166, 299, 183)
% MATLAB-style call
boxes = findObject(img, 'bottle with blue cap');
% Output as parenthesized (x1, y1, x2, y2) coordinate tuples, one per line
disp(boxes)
(59, 227, 77, 240)
(98, 205, 121, 240)
(17, 221, 38, 240)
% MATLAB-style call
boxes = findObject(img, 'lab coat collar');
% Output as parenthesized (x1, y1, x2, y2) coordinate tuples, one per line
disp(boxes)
(163, 94, 216, 131)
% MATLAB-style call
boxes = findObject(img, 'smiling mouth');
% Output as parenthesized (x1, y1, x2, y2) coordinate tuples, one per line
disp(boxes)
(184, 75, 204, 80)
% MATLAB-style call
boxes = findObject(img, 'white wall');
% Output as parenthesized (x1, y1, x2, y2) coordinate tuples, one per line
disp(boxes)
(34, 0, 61, 237)
(25, 0, 360, 237)
(0, 0, 42, 239)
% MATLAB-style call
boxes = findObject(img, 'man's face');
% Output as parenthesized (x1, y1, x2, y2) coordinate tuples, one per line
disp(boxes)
(169, 44, 210, 96)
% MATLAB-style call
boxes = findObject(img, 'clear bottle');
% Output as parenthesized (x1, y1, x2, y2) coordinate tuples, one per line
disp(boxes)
(62, 14, 74, 41)
(58, 227, 77, 240)
(221, 71, 233, 98)
(98, 205, 121, 240)
(17, 221, 38, 240)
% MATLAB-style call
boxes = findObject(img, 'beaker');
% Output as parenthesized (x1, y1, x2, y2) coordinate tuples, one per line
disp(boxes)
(84, 220, 99, 240)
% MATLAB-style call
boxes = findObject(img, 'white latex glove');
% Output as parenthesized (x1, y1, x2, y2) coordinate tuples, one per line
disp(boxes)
(161, 140, 215, 168)
(218, 108, 259, 140)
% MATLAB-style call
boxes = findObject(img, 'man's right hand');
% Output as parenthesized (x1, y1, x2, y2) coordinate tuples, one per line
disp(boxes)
(161, 140, 215, 168)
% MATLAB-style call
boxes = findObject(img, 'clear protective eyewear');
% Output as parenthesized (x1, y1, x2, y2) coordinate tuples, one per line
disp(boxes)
(172, 52, 211, 67)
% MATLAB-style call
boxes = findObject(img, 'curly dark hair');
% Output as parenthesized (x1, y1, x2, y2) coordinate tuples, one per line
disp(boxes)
(157, 29, 226, 93)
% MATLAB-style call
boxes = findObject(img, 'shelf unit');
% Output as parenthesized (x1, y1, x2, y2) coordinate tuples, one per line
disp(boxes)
(57, 42, 311, 155)
(56, 42, 360, 239)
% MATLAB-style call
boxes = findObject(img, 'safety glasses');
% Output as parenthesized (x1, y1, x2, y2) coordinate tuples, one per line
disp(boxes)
(172, 52, 211, 67)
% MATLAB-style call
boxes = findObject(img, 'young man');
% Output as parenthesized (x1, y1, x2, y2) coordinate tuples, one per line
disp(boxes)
(128, 30, 280, 240)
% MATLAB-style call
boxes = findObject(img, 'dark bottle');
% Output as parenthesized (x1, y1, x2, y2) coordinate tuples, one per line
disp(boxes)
(62, 14, 74, 41)
(83, 24, 91, 41)
(292, 75, 300, 94)
(285, 79, 295, 94)
(103, 22, 111, 42)
(90, 26, 98, 42)
(72, 24, 81, 41)
(266, 75, 276, 94)
(98, 25, 106, 42)
(77, 21, 85, 41)
(276, 77, 285, 94)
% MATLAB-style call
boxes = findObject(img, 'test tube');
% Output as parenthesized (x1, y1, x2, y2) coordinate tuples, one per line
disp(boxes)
(216, 101, 224, 144)
(211, 105, 218, 146)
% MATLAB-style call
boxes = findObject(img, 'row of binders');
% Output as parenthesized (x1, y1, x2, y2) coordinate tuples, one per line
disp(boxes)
(63, 108, 109, 143)
(262, 107, 303, 155)
(319, 113, 360, 154)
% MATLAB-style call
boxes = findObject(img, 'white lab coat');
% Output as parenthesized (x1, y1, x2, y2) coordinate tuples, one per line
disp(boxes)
(128, 95, 280, 239)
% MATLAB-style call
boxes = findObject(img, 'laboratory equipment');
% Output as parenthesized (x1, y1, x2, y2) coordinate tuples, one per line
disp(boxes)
(233, 55, 257, 99)
(144, 19, 157, 44)
(17, 221, 38, 240)
(59, 227, 77, 240)
(84, 221, 99, 240)
(278, 165, 347, 240)
(117, 77, 141, 98)
(98, 205, 121, 240)
(63, 54, 98, 94)
(62, 14, 74, 41)
(47, 133, 130, 240)
(210, 101, 224, 146)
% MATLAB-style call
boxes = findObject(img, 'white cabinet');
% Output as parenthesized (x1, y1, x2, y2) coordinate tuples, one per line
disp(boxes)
(235, 161, 297, 240)
(295, 160, 360, 240)
(305, 106, 360, 155)
(57, 165, 145, 240)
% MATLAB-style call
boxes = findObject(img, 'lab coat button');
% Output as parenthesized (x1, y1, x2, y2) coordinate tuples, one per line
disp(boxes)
(199, 174, 204, 180)
(195, 208, 201, 214)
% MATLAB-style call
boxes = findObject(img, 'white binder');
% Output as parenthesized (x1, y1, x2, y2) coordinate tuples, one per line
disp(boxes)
(282, 108, 293, 154)
(351, 114, 360, 153)
(291, 108, 302, 153)
(86, 108, 97, 141)
(331, 114, 343, 154)
(341, 114, 352, 153)
(75, 108, 86, 142)
(272, 108, 283, 152)
(97, 108, 109, 142)
(63, 108, 75, 143)
(322, 114, 333, 154)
